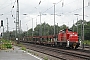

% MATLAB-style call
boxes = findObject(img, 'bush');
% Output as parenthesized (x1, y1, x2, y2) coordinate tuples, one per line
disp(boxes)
(5, 43, 12, 49)
(0, 44, 7, 49)
(0, 39, 12, 49)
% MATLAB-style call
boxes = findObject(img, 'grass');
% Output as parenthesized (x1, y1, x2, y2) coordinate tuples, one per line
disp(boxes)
(83, 40, 90, 45)
(16, 43, 26, 51)
(0, 39, 13, 50)
(21, 46, 26, 51)
(43, 56, 48, 60)
(16, 43, 23, 47)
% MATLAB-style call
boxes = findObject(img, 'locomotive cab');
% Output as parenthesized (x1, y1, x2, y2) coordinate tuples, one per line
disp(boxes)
(66, 31, 79, 49)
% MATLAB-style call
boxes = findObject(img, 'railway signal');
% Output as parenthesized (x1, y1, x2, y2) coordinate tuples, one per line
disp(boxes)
(1, 33, 2, 36)
(1, 20, 3, 26)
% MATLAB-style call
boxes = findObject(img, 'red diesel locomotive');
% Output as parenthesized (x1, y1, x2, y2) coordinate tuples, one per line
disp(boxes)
(57, 29, 80, 49)
(22, 28, 80, 49)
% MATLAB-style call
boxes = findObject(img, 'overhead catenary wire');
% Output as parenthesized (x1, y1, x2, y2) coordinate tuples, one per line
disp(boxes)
(21, 0, 64, 30)
(15, 0, 90, 31)
(0, 0, 16, 10)
(21, 0, 81, 29)
(0, 0, 17, 32)
(42, 0, 63, 14)
(61, 4, 90, 16)
(10, 0, 16, 19)
(30, 0, 63, 19)
(0, 0, 16, 19)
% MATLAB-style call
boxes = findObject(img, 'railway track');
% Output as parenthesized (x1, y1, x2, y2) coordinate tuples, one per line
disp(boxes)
(21, 42, 90, 60)
(73, 48, 90, 54)
(23, 43, 66, 60)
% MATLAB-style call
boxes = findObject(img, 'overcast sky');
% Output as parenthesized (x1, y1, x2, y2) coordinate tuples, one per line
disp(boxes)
(0, 0, 90, 33)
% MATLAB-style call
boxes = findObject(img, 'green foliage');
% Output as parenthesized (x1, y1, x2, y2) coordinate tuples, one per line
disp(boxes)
(33, 22, 68, 36)
(2, 19, 90, 40)
(16, 43, 23, 47)
(83, 40, 90, 45)
(43, 56, 48, 60)
(2, 22, 68, 38)
(71, 20, 90, 40)
(21, 46, 26, 51)
(0, 39, 12, 49)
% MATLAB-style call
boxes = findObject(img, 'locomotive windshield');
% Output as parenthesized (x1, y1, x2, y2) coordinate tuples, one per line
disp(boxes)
(62, 29, 72, 32)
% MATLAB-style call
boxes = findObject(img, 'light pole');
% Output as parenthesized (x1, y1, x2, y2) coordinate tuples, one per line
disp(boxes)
(20, 20, 21, 34)
(38, 13, 46, 36)
(15, 0, 19, 42)
(39, 12, 42, 36)
(12, 28, 16, 37)
(26, 24, 28, 37)
(6, 18, 9, 40)
(73, 20, 74, 32)
(51, 13, 61, 35)
(52, 3, 61, 35)
(53, 3, 56, 35)
(82, 0, 84, 49)
(76, 0, 85, 49)
(74, 14, 79, 33)
(74, 14, 88, 42)
(57, 23, 58, 34)
(23, 14, 33, 37)
(32, 18, 33, 37)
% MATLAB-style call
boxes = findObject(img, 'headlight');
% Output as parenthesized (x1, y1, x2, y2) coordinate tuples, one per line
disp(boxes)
(75, 34, 77, 36)
(70, 35, 73, 36)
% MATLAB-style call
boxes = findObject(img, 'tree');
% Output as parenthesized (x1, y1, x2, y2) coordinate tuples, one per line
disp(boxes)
(71, 20, 90, 40)
(84, 21, 90, 40)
